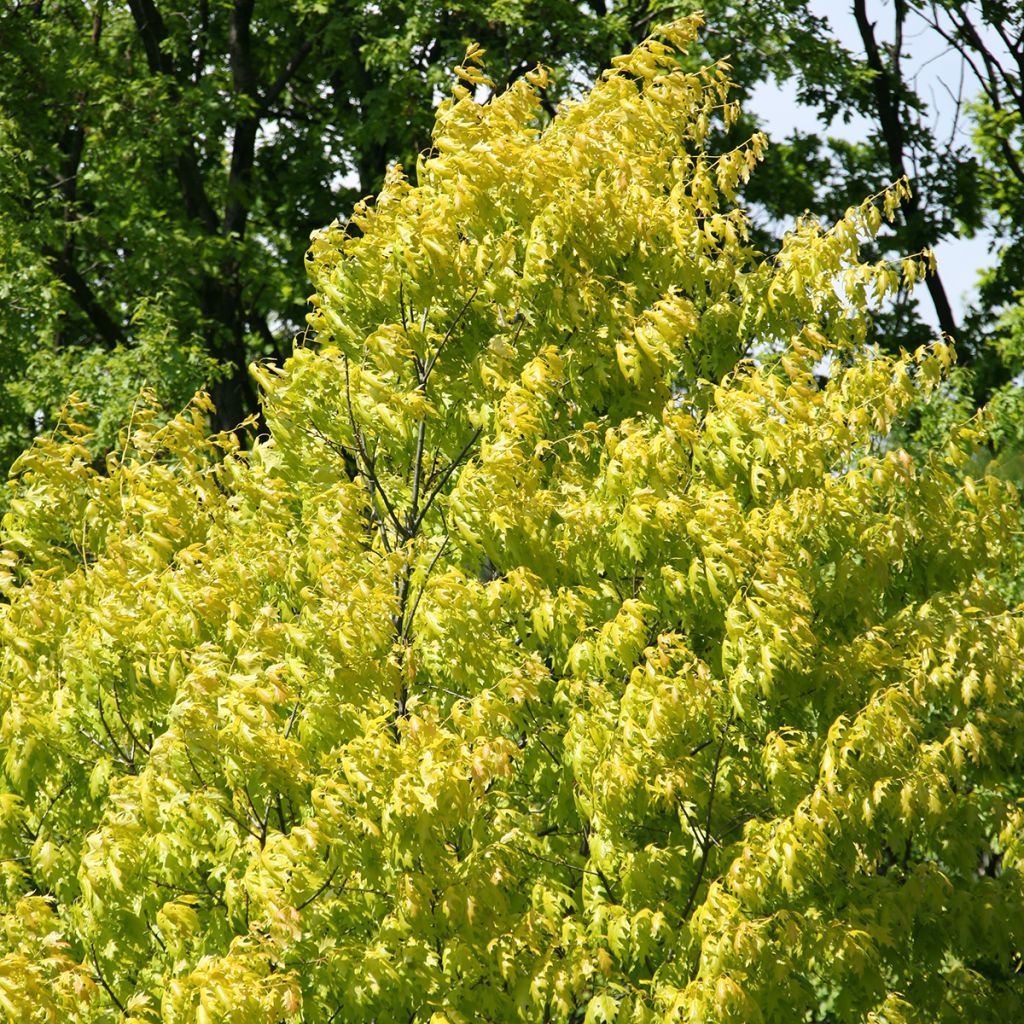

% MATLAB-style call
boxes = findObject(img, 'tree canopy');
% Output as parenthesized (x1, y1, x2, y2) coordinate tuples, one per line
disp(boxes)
(5, 1, 1024, 489)
(2, 19, 1023, 1023)
(0, 0, 633, 474)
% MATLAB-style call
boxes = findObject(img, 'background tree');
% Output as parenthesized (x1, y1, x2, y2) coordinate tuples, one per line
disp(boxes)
(0, 0, 637, 475)
(683, 0, 1024, 406)
(5, 0, 1024, 491)
(2, 21, 1022, 1021)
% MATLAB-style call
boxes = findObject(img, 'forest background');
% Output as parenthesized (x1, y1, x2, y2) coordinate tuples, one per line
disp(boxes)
(2, 0, 1024, 478)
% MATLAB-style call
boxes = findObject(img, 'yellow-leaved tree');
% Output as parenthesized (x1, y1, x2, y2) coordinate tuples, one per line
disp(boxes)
(1, 17, 1022, 1023)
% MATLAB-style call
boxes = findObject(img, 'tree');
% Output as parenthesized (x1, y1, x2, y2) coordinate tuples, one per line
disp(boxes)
(0, 0, 633, 477)
(698, 0, 1024, 404)
(2, 18, 1023, 1022)
(7, 0, 1024, 493)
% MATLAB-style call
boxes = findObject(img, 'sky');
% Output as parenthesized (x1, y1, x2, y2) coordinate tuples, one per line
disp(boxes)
(746, 0, 999, 328)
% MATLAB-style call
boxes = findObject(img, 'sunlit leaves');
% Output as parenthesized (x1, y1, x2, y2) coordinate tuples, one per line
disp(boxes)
(1, 18, 1023, 1023)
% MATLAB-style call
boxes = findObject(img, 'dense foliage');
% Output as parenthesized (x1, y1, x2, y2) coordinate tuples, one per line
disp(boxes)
(5, 1, 1024, 487)
(0, 0, 632, 470)
(2, 19, 1023, 1023)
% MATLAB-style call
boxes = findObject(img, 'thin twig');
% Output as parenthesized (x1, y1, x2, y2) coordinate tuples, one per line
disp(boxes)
(402, 533, 449, 641)
(91, 944, 125, 1014)
(297, 861, 345, 910)
(73, 723, 114, 758)
(514, 844, 605, 878)
(343, 356, 404, 541)
(408, 416, 427, 532)
(421, 285, 480, 386)
(682, 709, 734, 918)
(95, 694, 134, 770)
(110, 676, 151, 755)
(595, 864, 619, 904)
(22, 779, 71, 843)
(283, 701, 301, 740)
(147, 919, 167, 950)
(183, 744, 208, 787)
(413, 427, 482, 534)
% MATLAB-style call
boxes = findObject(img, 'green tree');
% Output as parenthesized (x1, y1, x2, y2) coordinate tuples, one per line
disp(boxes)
(0, 0, 632, 475)
(8, 1, 1024, 488)
(691, 0, 1024, 404)
(2, 20, 1023, 1022)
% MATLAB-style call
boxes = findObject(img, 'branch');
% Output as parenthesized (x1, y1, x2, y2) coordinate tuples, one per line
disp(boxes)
(90, 696, 134, 770)
(218, 798, 263, 843)
(398, 278, 409, 332)
(681, 710, 733, 918)
(283, 700, 301, 740)
(42, 247, 126, 348)
(147, 919, 167, 951)
(297, 861, 344, 910)
(952, 5, 1016, 96)
(926, 5, 1024, 187)
(241, 784, 270, 847)
(854, 0, 906, 185)
(421, 285, 480, 387)
(225, 0, 258, 239)
(402, 532, 449, 642)
(90, 944, 125, 1014)
(678, 800, 704, 844)
(364, 440, 405, 541)
(595, 864, 619, 904)
(125, 0, 219, 231)
(688, 736, 714, 758)
(251, 702, 302, 844)
(110, 676, 151, 756)
(261, 34, 316, 112)
(513, 843, 606, 878)
(408, 416, 427, 533)
(924, 8, 1002, 107)
(412, 427, 482, 535)
(125, 0, 171, 75)
(23, 779, 71, 842)
(182, 743, 208, 788)
(343, 356, 405, 543)
(853, 0, 957, 339)
(95, 694, 135, 772)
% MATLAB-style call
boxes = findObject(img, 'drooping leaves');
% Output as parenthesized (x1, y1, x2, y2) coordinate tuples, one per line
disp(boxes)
(1, 19, 1022, 1024)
